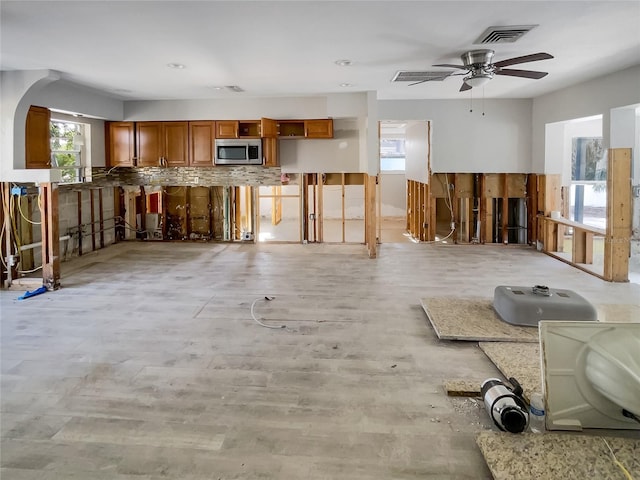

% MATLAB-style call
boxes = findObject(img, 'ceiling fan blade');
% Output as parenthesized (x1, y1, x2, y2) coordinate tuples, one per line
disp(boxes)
(459, 82, 472, 92)
(493, 52, 553, 68)
(496, 69, 549, 79)
(433, 63, 468, 70)
(408, 73, 466, 86)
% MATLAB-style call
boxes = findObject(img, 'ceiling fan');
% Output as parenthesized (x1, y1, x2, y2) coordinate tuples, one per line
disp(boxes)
(413, 49, 554, 91)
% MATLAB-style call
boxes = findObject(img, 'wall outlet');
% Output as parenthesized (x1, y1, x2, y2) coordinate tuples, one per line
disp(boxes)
(633, 185, 640, 198)
(193, 176, 199, 184)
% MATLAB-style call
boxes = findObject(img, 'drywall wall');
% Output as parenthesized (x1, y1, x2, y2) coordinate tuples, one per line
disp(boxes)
(28, 80, 123, 120)
(379, 173, 406, 217)
(378, 99, 532, 173)
(404, 121, 429, 183)
(322, 185, 365, 219)
(544, 116, 602, 185)
(279, 119, 360, 173)
(0, 70, 60, 181)
(532, 65, 640, 172)
(123, 92, 367, 121)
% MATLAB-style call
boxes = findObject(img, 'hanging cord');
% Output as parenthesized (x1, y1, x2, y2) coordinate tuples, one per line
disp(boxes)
(482, 87, 485, 116)
(602, 438, 633, 480)
(16, 192, 41, 225)
(250, 296, 285, 329)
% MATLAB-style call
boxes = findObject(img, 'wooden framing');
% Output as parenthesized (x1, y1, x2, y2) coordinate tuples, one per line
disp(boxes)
(40, 183, 60, 290)
(603, 148, 632, 282)
(365, 174, 377, 258)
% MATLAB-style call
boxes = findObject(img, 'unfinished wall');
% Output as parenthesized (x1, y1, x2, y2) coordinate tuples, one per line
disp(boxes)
(13, 186, 116, 272)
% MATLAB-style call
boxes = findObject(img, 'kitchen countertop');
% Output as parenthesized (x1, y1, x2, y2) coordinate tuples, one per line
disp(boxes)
(477, 431, 640, 480)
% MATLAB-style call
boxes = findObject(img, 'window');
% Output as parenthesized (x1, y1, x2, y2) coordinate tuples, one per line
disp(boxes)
(570, 137, 606, 229)
(50, 120, 88, 183)
(380, 138, 406, 172)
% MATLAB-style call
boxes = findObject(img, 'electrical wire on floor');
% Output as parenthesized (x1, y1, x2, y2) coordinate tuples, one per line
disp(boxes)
(602, 437, 634, 480)
(250, 296, 286, 329)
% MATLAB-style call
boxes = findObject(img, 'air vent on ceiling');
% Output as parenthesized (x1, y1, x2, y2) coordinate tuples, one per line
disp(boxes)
(474, 25, 538, 44)
(392, 71, 453, 82)
(225, 85, 244, 92)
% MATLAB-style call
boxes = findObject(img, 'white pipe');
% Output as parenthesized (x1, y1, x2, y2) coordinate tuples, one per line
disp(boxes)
(19, 235, 71, 252)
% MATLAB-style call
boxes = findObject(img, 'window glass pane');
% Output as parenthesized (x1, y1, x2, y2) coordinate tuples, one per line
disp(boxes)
(380, 138, 406, 172)
(380, 157, 405, 171)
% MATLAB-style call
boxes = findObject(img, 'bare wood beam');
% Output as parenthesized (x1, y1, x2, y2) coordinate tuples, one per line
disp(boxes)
(603, 148, 632, 282)
(40, 183, 60, 290)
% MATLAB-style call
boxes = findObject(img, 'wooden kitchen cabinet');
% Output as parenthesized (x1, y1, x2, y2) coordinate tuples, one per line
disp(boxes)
(106, 122, 136, 167)
(305, 119, 333, 138)
(137, 121, 189, 167)
(277, 119, 333, 138)
(261, 117, 278, 167)
(215, 120, 261, 138)
(189, 121, 216, 167)
(25, 105, 51, 169)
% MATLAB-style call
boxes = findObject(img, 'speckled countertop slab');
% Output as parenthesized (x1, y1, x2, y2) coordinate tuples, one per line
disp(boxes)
(421, 297, 539, 343)
(477, 431, 640, 480)
(478, 342, 541, 402)
(596, 304, 640, 323)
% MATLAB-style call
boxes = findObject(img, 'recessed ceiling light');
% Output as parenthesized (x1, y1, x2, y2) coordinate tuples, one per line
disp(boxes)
(210, 86, 224, 90)
(335, 59, 353, 67)
(340, 83, 353, 87)
(167, 63, 185, 69)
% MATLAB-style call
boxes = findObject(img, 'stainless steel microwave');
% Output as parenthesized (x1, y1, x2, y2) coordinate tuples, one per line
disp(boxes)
(214, 139, 262, 165)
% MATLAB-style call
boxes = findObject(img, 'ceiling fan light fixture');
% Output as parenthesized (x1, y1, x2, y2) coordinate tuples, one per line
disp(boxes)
(464, 74, 492, 88)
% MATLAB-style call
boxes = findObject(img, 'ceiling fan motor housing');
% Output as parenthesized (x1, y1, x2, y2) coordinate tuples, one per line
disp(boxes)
(461, 49, 495, 67)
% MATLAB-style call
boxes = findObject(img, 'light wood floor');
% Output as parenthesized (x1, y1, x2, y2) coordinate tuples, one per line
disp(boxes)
(2, 242, 639, 479)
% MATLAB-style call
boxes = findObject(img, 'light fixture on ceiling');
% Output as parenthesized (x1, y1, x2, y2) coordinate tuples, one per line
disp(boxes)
(339, 83, 353, 87)
(335, 59, 353, 67)
(167, 63, 185, 69)
(464, 73, 493, 88)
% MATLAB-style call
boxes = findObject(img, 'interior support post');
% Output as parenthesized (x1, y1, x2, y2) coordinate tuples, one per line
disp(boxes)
(603, 148, 632, 282)
(341, 173, 346, 243)
(318, 173, 324, 243)
(365, 174, 377, 258)
(40, 183, 60, 290)
(98, 189, 105, 248)
(90, 189, 96, 251)
(76, 191, 83, 255)
(502, 173, 509, 244)
(527, 174, 537, 245)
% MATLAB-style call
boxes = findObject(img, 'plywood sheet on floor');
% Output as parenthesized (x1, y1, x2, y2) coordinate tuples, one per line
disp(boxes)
(476, 431, 640, 480)
(420, 297, 538, 343)
(444, 379, 483, 397)
(478, 342, 540, 401)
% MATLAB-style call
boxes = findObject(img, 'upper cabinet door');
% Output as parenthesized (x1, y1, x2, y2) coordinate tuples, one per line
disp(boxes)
(260, 117, 278, 138)
(305, 119, 333, 138)
(136, 122, 163, 167)
(189, 121, 215, 167)
(216, 121, 239, 138)
(25, 106, 51, 169)
(106, 122, 135, 167)
(163, 121, 189, 167)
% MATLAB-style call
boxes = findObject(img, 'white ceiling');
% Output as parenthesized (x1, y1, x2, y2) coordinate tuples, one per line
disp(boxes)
(2, 1, 639, 102)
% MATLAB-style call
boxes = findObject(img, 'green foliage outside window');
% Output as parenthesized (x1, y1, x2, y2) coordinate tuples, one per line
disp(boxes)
(50, 121, 82, 183)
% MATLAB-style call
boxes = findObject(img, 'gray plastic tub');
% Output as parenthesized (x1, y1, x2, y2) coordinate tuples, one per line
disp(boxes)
(493, 285, 598, 327)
